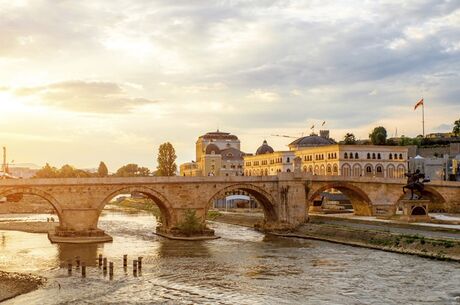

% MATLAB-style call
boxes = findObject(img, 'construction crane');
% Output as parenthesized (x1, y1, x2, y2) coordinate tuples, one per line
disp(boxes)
(270, 134, 298, 139)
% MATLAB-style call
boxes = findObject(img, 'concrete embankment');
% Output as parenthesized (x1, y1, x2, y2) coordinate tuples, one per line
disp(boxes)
(0, 271, 45, 302)
(209, 212, 460, 261)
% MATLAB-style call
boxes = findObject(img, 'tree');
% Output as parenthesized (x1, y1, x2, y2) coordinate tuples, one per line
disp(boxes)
(156, 142, 177, 176)
(115, 163, 150, 177)
(343, 133, 357, 145)
(34, 163, 58, 178)
(369, 126, 387, 145)
(98, 161, 108, 177)
(58, 164, 77, 178)
(453, 119, 460, 137)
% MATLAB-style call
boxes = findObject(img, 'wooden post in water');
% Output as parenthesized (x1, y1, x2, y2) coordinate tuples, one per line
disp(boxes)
(67, 260, 72, 275)
(81, 262, 86, 277)
(75, 256, 80, 268)
(123, 255, 127, 268)
(133, 260, 138, 277)
(109, 262, 114, 279)
(137, 257, 143, 269)
(98, 254, 103, 267)
(103, 257, 107, 272)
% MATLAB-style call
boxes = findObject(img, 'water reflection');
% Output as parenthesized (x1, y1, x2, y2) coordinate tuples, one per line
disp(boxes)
(56, 243, 100, 267)
(0, 209, 459, 305)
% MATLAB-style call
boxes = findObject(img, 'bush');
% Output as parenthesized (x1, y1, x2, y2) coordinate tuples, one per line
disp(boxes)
(178, 209, 203, 236)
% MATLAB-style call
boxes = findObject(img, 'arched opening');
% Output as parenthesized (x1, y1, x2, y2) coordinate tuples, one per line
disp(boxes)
(412, 206, 427, 216)
(387, 165, 395, 178)
(308, 183, 372, 216)
(352, 164, 362, 177)
(97, 186, 173, 233)
(207, 184, 278, 227)
(364, 164, 373, 177)
(375, 164, 384, 177)
(341, 164, 351, 177)
(0, 188, 63, 234)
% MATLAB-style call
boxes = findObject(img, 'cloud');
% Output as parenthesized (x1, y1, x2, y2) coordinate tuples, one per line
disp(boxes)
(12, 81, 158, 113)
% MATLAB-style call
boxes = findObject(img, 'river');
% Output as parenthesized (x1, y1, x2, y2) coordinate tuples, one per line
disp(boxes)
(1, 207, 459, 304)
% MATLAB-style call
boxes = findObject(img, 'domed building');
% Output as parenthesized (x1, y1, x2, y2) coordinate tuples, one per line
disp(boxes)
(243, 130, 408, 178)
(180, 130, 245, 176)
(288, 130, 335, 150)
(256, 140, 274, 155)
(244, 140, 295, 176)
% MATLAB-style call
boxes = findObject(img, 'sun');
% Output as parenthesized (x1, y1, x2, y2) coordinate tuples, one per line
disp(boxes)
(0, 91, 27, 113)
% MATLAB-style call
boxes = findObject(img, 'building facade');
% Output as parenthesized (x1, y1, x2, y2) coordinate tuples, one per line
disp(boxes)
(243, 133, 409, 178)
(180, 130, 245, 176)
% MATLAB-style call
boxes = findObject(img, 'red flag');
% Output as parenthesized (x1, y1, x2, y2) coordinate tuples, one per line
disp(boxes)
(414, 98, 424, 110)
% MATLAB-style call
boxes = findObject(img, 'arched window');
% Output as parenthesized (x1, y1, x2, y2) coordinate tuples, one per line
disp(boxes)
(308, 166, 313, 173)
(399, 153, 403, 160)
(287, 157, 290, 163)
(350, 153, 354, 159)
(333, 164, 338, 175)
(303, 166, 307, 173)
(377, 153, 381, 159)
(367, 153, 371, 159)
(364, 164, 373, 177)
(344, 152, 348, 159)
(355, 153, 359, 159)
(387, 165, 395, 178)
(352, 164, 362, 177)
(327, 165, 332, 175)
(372, 153, 376, 159)
(320, 165, 325, 175)
(389, 154, 393, 160)
(376, 165, 383, 177)
(342, 164, 351, 177)
(287, 169, 291, 172)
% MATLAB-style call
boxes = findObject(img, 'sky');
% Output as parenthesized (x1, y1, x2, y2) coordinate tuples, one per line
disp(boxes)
(0, 0, 459, 171)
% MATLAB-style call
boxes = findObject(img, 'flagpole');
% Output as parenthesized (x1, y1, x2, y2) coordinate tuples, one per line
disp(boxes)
(422, 100, 425, 137)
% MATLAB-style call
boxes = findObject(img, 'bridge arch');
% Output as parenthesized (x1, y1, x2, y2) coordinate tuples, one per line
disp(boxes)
(397, 185, 447, 212)
(97, 186, 173, 227)
(0, 187, 63, 221)
(207, 183, 277, 221)
(308, 182, 372, 216)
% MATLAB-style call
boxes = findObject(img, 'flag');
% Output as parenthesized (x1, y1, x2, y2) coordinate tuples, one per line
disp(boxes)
(321, 121, 326, 126)
(310, 124, 315, 130)
(414, 98, 424, 110)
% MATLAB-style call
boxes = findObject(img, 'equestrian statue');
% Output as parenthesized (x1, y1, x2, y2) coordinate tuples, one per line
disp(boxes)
(403, 169, 430, 200)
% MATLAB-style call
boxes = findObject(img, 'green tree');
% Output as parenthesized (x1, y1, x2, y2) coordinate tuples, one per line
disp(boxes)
(34, 163, 58, 178)
(369, 126, 387, 145)
(178, 209, 203, 236)
(343, 133, 357, 145)
(115, 163, 150, 177)
(453, 119, 460, 137)
(156, 142, 177, 176)
(98, 161, 109, 177)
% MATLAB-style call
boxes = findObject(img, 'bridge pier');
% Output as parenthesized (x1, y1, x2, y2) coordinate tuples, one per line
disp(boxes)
(48, 208, 113, 243)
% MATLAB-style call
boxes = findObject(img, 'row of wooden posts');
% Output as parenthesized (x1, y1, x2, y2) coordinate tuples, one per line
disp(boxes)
(67, 254, 143, 278)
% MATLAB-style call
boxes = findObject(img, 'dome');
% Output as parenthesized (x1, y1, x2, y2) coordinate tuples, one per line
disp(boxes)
(289, 134, 335, 148)
(256, 140, 274, 155)
(205, 144, 220, 155)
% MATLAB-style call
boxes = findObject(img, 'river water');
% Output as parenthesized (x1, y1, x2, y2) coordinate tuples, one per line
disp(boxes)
(1, 207, 460, 305)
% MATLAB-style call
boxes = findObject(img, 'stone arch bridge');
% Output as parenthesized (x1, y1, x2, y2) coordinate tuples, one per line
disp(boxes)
(0, 173, 458, 242)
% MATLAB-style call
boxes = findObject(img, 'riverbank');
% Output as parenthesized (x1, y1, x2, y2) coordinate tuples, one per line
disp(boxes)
(0, 271, 45, 302)
(209, 211, 460, 261)
(0, 221, 57, 233)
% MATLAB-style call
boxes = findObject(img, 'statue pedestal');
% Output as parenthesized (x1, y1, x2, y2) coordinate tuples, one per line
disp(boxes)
(399, 200, 431, 222)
